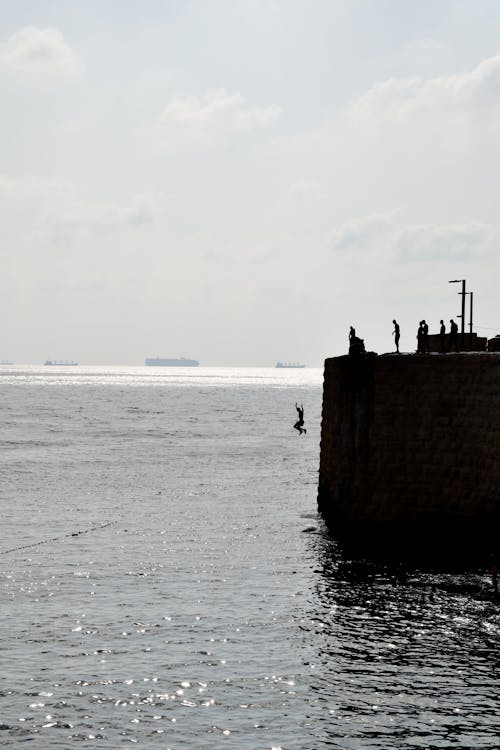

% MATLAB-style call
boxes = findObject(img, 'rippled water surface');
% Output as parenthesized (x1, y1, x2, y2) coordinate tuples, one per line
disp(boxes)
(1, 366, 499, 748)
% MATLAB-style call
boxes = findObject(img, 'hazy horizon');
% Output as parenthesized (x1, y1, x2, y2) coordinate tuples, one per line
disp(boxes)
(2, 1, 500, 365)
(1, 360, 324, 368)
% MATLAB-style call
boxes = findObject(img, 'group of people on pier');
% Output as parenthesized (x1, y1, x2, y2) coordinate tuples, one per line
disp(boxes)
(394, 318, 460, 353)
(411, 318, 459, 354)
(349, 319, 462, 355)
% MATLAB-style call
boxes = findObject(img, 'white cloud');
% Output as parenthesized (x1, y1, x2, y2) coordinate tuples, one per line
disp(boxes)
(329, 211, 497, 263)
(397, 222, 496, 261)
(0, 26, 82, 83)
(287, 179, 323, 200)
(404, 38, 450, 71)
(330, 210, 402, 251)
(61, 193, 163, 233)
(88, 198, 155, 230)
(407, 38, 448, 58)
(160, 89, 281, 134)
(0, 179, 162, 242)
(0, 175, 72, 194)
(351, 53, 500, 120)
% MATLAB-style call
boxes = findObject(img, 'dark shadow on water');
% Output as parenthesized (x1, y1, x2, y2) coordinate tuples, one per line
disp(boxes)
(298, 523, 500, 747)
(309, 523, 500, 606)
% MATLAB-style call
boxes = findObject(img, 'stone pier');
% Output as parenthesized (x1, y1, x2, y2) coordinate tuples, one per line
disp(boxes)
(318, 352, 500, 561)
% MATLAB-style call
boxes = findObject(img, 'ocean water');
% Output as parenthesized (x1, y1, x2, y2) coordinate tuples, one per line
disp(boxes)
(1, 365, 499, 749)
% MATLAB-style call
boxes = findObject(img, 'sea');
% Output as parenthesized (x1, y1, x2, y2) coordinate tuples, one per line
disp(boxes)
(1, 365, 499, 749)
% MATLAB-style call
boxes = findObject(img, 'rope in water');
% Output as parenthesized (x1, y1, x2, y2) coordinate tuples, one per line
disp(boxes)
(0, 521, 117, 555)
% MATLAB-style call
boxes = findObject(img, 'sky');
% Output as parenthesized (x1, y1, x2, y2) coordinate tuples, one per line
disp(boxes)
(1, 0, 500, 365)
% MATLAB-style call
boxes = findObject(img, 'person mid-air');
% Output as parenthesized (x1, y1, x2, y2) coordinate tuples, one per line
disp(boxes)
(294, 402, 307, 435)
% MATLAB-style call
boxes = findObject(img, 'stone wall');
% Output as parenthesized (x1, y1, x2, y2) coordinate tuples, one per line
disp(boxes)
(426, 332, 487, 352)
(318, 353, 500, 560)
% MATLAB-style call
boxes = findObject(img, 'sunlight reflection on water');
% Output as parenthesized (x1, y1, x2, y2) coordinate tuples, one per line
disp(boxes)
(1, 368, 499, 748)
(0, 365, 324, 388)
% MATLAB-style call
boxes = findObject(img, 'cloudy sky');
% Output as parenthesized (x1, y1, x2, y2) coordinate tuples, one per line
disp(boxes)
(2, 0, 500, 365)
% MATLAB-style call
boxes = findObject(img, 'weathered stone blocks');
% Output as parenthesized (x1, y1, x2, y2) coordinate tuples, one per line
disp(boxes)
(318, 353, 500, 560)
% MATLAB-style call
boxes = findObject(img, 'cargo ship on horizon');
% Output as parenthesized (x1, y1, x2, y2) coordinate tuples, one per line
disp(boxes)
(145, 357, 199, 367)
(275, 361, 306, 369)
(45, 360, 79, 366)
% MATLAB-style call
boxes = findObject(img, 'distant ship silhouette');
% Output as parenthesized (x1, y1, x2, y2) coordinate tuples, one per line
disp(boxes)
(44, 360, 78, 366)
(275, 361, 306, 368)
(145, 357, 199, 367)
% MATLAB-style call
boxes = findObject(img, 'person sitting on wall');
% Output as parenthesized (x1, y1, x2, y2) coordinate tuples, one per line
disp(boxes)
(349, 332, 366, 355)
(440, 319, 446, 353)
(449, 318, 459, 351)
(393, 319, 400, 353)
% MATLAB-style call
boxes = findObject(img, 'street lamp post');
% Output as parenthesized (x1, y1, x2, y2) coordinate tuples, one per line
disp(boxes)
(465, 291, 474, 338)
(449, 279, 466, 350)
(469, 291, 473, 338)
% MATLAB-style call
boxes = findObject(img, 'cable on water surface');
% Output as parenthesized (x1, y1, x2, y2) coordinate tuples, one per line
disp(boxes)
(0, 521, 117, 556)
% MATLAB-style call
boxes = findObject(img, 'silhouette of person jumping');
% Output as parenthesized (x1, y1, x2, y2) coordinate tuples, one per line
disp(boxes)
(393, 320, 400, 353)
(294, 402, 306, 435)
(440, 319, 446, 353)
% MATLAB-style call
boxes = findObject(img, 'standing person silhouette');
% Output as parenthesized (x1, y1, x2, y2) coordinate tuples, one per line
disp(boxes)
(294, 402, 306, 435)
(439, 320, 446, 353)
(393, 320, 400, 353)
(449, 318, 459, 351)
(422, 320, 429, 352)
(417, 321, 424, 353)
